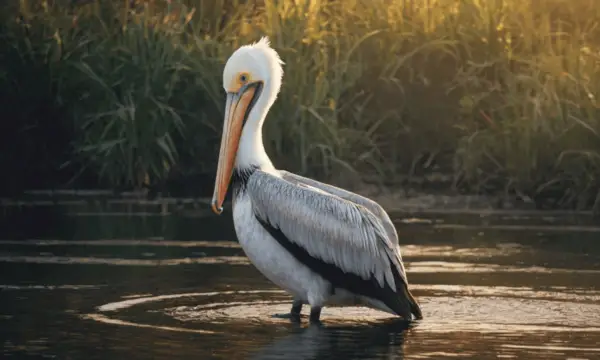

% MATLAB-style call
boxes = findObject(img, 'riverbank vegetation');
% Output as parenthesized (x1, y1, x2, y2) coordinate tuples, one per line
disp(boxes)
(1, 0, 600, 211)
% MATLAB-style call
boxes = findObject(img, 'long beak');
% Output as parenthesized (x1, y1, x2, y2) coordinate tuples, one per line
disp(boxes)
(211, 82, 262, 215)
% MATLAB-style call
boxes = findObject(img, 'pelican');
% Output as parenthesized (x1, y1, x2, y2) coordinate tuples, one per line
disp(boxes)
(211, 37, 422, 323)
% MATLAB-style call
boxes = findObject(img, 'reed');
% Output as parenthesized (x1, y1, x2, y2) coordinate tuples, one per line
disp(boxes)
(2, 0, 600, 210)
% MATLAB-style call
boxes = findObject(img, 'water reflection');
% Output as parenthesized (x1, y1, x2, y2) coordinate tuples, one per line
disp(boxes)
(249, 321, 411, 360)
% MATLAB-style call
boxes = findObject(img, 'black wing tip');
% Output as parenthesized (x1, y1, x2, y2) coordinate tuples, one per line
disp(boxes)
(386, 254, 423, 320)
(391, 284, 423, 321)
(408, 290, 423, 320)
(403, 283, 423, 320)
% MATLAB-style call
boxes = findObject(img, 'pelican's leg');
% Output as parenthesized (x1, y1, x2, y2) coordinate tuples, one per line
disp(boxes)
(309, 306, 322, 324)
(290, 299, 303, 318)
(273, 299, 303, 321)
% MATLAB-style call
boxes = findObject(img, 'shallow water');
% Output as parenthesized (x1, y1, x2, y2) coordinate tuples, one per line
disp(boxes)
(1, 201, 599, 359)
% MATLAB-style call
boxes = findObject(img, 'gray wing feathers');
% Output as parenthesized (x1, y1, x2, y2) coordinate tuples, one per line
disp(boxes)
(279, 170, 400, 246)
(248, 171, 402, 291)
(279, 170, 407, 283)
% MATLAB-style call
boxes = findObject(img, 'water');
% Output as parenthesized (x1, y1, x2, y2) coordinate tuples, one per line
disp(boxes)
(1, 200, 599, 359)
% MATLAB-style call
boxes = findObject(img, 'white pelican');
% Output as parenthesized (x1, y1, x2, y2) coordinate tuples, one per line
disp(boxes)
(211, 37, 422, 323)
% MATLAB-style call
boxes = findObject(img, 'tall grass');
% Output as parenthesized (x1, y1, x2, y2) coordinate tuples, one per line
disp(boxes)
(2, 0, 600, 210)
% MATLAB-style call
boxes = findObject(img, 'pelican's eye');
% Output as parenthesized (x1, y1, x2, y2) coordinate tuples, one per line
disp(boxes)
(239, 73, 250, 84)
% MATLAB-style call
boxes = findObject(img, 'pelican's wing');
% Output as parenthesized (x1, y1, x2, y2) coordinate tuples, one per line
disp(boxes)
(279, 170, 408, 287)
(279, 170, 400, 246)
(247, 170, 421, 319)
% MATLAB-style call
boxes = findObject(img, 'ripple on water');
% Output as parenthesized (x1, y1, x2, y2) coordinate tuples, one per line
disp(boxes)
(162, 296, 600, 333)
(85, 287, 600, 336)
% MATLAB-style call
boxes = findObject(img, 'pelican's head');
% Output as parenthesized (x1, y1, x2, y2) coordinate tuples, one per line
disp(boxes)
(211, 37, 284, 215)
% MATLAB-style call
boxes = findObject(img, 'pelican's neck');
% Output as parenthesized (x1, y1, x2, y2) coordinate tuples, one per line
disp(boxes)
(235, 82, 277, 172)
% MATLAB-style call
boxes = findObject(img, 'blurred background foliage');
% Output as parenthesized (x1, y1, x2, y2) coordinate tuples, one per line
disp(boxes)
(1, 0, 600, 211)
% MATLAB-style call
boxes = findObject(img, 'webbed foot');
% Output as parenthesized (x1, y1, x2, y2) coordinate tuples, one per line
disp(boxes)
(272, 299, 303, 322)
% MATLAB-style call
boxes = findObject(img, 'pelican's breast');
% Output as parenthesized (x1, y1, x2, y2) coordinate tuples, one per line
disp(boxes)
(232, 191, 329, 302)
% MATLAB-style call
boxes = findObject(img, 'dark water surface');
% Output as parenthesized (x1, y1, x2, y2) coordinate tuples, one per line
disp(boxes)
(1, 200, 599, 359)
